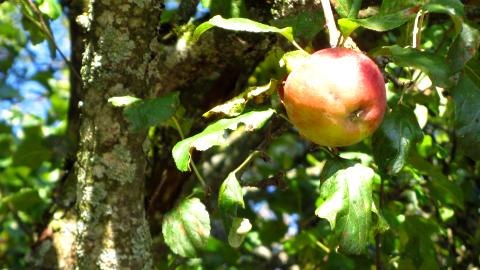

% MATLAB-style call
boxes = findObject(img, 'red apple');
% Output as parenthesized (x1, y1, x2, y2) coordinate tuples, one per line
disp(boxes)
(282, 47, 386, 147)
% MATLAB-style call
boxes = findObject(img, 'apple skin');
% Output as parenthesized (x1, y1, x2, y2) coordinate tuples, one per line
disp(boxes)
(282, 47, 386, 147)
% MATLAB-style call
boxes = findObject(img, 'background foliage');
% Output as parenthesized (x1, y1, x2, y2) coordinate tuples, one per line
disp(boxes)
(1, 0, 480, 269)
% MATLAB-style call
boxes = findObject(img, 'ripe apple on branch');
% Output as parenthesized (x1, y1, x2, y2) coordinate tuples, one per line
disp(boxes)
(280, 47, 386, 147)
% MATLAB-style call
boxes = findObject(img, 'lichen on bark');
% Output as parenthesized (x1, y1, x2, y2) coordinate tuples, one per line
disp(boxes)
(73, 0, 162, 268)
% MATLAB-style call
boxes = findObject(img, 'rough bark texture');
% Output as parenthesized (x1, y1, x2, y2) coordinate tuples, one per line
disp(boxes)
(73, 0, 162, 268)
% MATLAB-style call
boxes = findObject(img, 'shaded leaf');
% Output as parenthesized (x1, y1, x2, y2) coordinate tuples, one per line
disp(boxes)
(172, 109, 274, 172)
(207, 0, 248, 18)
(203, 80, 277, 118)
(0, 83, 20, 100)
(372, 105, 423, 175)
(319, 157, 356, 182)
(12, 126, 52, 170)
(374, 45, 450, 86)
(380, 0, 424, 13)
(315, 163, 385, 254)
(271, 10, 324, 40)
(422, 0, 464, 33)
(451, 73, 480, 161)
(162, 198, 211, 257)
(338, 7, 418, 37)
(192, 15, 294, 43)
(123, 92, 180, 132)
(409, 154, 464, 208)
(0, 188, 43, 215)
(447, 23, 480, 73)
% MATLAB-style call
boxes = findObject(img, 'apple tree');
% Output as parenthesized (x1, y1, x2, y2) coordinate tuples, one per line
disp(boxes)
(0, 0, 479, 269)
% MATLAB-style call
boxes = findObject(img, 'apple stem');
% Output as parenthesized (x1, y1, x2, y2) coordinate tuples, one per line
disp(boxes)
(291, 40, 308, 53)
(320, 0, 341, 48)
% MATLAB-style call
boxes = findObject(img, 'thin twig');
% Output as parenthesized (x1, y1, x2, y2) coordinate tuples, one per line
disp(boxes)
(23, 0, 82, 81)
(233, 150, 261, 174)
(320, 0, 341, 48)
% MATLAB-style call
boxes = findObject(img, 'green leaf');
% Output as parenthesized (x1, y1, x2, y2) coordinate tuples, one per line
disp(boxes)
(203, 80, 278, 118)
(447, 23, 480, 73)
(380, 0, 423, 13)
(451, 74, 480, 161)
(123, 92, 180, 132)
(319, 157, 356, 182)
(218, 172, 251, 247)
(228, 217, 252, 248)
(19, 2, 56, 57)
(219, 172, 244, 219)
(12, 126, 52, 169)
(374, 45, 450, 87)
(0, 188, 43, 215)
(315, 163, 385, 254)
(334, 0, 353, 18)
(162, 198, 211, 257)
(372, 105, 423, 175)
(38, 0, 61, 20)
(172, 109, 275, 172)
(409, 154, 464, 208)
(280, 50, 310, 73)
(192, 15, 294, 43)
(108, 96, 141, 107)
(208, 0, 248, 18)
(270, 10, 324, 40)
(0, 83, 20, 100)
(338, 7, 418, 37)
(422, 0, 464, 33)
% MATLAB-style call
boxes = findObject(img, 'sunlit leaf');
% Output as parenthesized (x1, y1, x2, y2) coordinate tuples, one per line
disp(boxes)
(315, 163, 386, 254)
(162, 198, 211, 257)
(280, 50, 310, 73)
(172, 109, 274, 171)
(218, 171, 251, 248)
(108, 96, 141, 107)
(203, 80, 277, 118)
(192, 15, 294, 43)
(228, 217, 251, 248)
(38, 0, 62, 20)
(372, 105, 423, 175)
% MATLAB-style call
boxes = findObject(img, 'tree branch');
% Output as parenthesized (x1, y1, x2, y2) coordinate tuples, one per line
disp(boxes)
(320, 0, 341, 47)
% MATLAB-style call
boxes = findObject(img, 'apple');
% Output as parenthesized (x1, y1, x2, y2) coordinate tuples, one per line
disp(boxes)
(282, 47, 386, 147)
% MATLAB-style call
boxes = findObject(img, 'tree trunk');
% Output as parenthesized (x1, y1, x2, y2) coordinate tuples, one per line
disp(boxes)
(73, 0, 162, 268)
